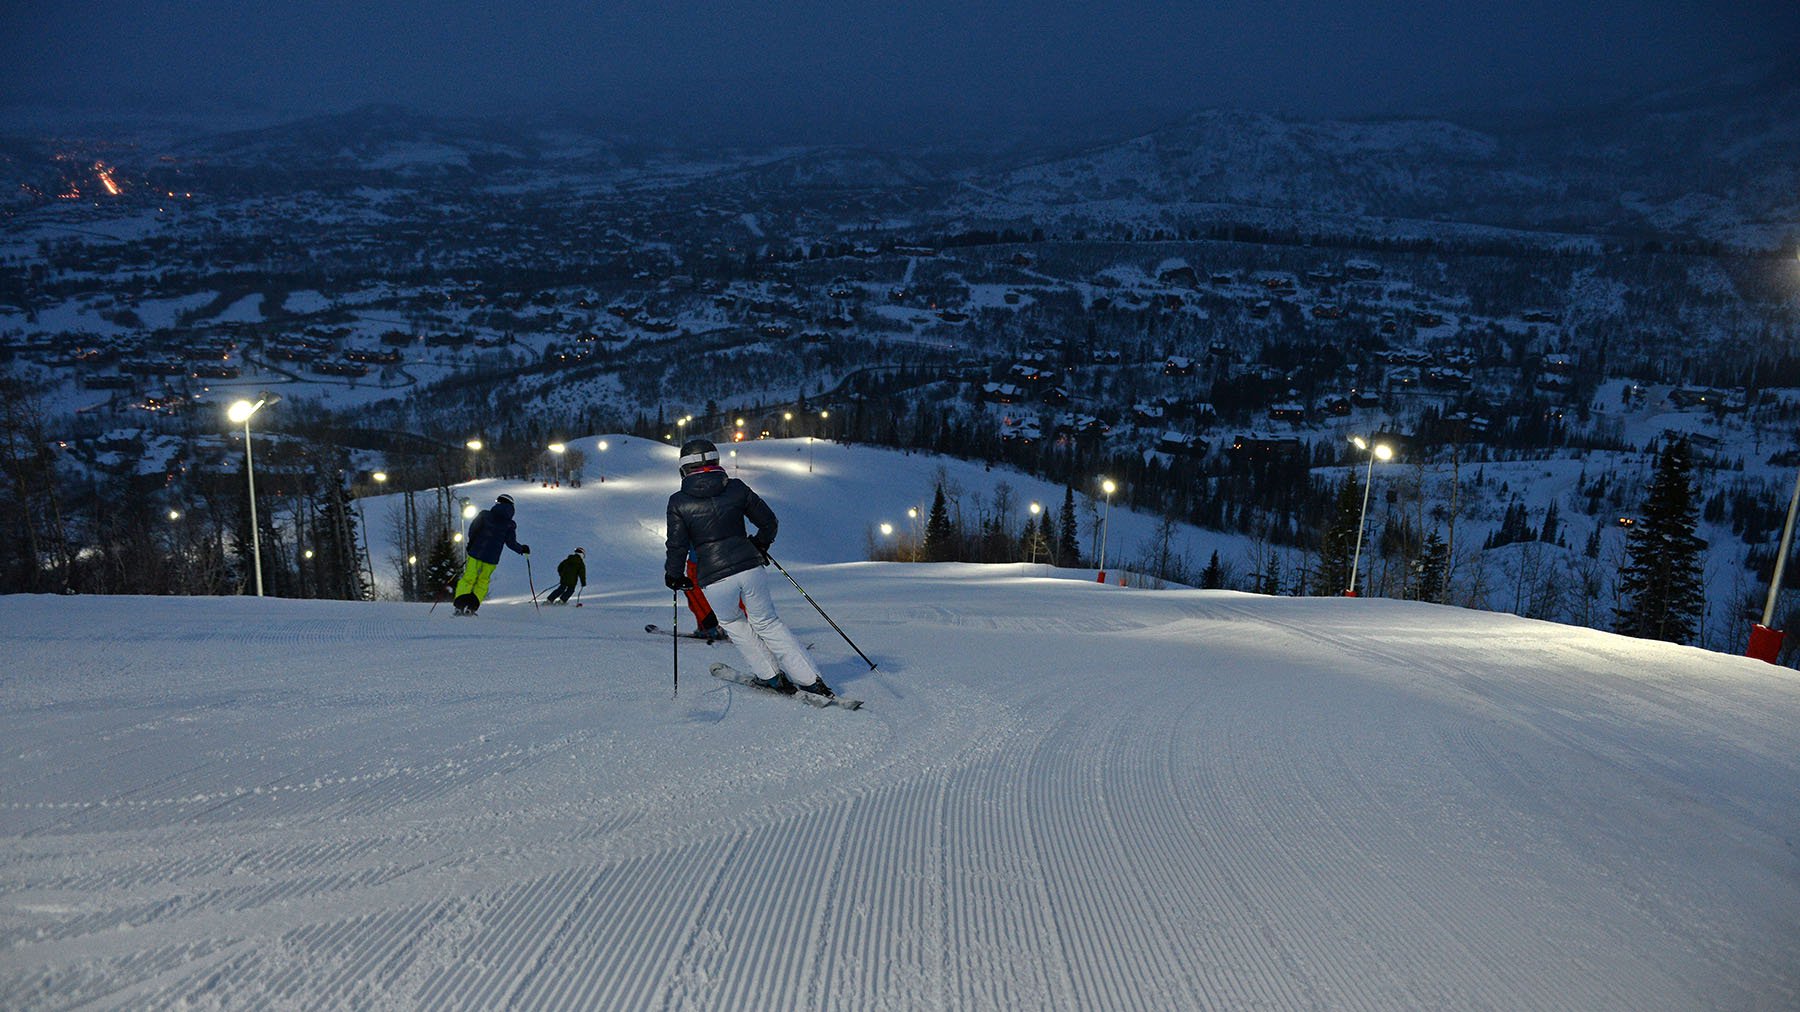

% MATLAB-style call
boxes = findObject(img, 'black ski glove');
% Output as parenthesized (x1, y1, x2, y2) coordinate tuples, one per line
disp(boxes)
(665, 573, 693, 591)
(518, 544, 531, 556)
(751, 537, 772, 564)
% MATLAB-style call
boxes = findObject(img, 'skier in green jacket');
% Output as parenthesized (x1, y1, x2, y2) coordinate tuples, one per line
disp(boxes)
(545, 547, 586, 605)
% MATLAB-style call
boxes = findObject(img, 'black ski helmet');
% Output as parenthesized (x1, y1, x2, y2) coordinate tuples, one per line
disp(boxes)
(678, 438, 720, 475)
(495, 493, 515, 505)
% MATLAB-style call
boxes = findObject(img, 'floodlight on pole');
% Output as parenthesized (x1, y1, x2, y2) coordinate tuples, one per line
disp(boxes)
(880, 523, 893, 536)
(167, 509, 181, 521)
(1097, 478, 1117, 582)
(227, 394, 278, 597)
(361, 471, 388, 592)
(1347, 434, 1393, 597)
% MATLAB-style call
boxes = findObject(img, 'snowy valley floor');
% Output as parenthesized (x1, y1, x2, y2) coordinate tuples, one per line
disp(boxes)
(3, 438, 1799, 1009)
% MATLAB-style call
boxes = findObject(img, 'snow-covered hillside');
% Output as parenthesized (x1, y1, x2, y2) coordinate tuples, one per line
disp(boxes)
(3, 438, 1798, 1010)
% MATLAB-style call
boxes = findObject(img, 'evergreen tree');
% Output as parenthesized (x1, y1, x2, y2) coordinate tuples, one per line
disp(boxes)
(1318, 473, 1363, 595)
(1057, 486, 1081, 566)
(310, 479, 366, 601)
(923, 483, 956, 562)
(424, 532, 460, 605)
(1036, 510, 1056, 565)
(1414, 530, 1448, 603)
(1256, 552, 1283, 596)
(1614, 439, 1705, 644)
(1200, 550, 1223, 589)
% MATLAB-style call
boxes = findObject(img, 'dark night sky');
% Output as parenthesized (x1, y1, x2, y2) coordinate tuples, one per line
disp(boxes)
(4, 0, 1796, 140)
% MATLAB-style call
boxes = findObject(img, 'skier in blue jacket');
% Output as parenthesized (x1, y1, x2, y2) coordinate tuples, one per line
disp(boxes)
(454, 493, 529, 615)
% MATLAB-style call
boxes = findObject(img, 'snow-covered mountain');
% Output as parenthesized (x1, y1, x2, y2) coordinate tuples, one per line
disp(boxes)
(12, 60, 1794, 243)
(956, 62, 1800, 245)
(4, 436, 1797, 1009)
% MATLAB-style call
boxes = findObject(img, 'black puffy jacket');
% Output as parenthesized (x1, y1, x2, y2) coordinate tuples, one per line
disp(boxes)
(664, 466, 777, 587)
(465, 499, 525, 565)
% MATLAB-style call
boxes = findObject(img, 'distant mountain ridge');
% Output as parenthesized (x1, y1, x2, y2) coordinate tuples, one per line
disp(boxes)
(966, 64, 1800, 246)
(8, 62, 1795, 247)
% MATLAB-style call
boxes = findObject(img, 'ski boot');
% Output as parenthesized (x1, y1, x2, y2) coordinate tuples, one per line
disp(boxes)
(794, 677, 835, 700)
(755, 671, 797, 695)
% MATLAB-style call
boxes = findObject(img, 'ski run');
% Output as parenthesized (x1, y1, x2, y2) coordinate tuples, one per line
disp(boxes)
(2, 435, 1797, 1010)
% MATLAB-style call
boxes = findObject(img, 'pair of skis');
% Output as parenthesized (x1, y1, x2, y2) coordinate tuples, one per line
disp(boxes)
(646, 624, 861, 709)
(706, 662, 863, 710)
(644, 623, 726, 642)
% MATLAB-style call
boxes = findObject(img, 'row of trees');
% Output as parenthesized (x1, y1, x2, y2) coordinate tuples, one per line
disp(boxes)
(862, 435, 1712, 651)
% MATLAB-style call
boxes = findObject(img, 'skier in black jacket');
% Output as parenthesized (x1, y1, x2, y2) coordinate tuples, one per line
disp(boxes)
(545, 547, 586, 604)
(663, 438, 832, 697)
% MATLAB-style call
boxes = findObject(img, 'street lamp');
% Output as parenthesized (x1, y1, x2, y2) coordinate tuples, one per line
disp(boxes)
(596, 439, 609, 481)
(227, 394, 279, 597)
(1747, 246, 1800, 660)
(1750, 463, 1800, 661)
(1097, 478, 1117, 582)
(1347, 435, 1394, 597)
(548, 442, 566, 485)
(360, 470, 388, 595)
(465, 439, 483, 479)
(1028, 501, 1043, 564)
(461, 498, 477, 544)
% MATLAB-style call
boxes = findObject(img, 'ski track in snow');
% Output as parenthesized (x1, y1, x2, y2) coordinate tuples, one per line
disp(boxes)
(4, 442, 1800, 1010)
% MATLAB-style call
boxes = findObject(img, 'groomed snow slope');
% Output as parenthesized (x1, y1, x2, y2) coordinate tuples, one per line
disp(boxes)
(3, 438, 1798, 1010)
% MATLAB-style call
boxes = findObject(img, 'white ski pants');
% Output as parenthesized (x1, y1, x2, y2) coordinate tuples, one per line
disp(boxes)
(704, 565, 823, 686)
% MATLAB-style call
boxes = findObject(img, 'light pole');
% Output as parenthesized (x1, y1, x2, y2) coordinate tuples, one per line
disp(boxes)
(810, 410, 830, 473)
(1028, 501, 1043, 565)
(359, 470, 386, 596)
(1347, 435, 1393, 597)
(228, 395, 278, 597)
(1749, 465, 1800, 661)
(461, 498, 477, 545)
(1747, 247, 1800, 660)
(465, 439, 483, 479)
(1097, 478, 1117, 582)
(548, 442, 566, 485)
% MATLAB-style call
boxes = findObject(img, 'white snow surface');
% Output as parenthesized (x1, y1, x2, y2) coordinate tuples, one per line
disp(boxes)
(3, 438, 1799, 1010)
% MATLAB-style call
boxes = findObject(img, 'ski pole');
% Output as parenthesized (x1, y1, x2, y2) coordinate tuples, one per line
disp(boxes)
(765, 553, 877, 671)
(526, 554, 540, 614)
(672, 589, 680, 698)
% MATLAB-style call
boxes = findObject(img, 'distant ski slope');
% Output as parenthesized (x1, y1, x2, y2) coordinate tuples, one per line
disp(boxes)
(2, 438, 1797, 1010)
